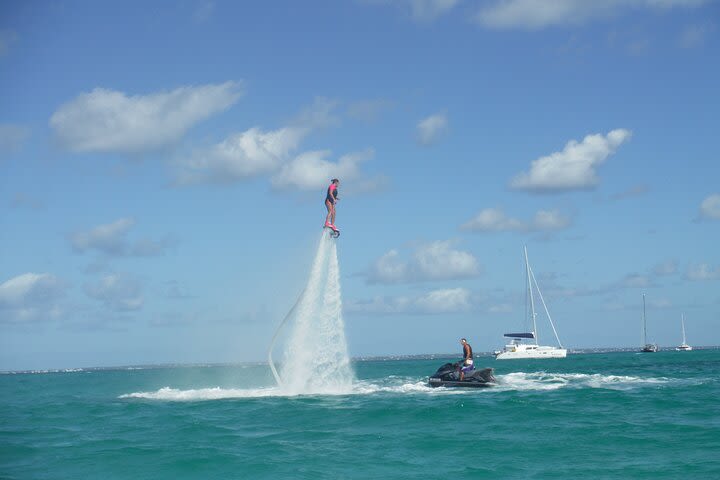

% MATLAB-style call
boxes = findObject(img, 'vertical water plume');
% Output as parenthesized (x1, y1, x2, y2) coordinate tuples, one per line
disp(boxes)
(268, 231, 354, 395)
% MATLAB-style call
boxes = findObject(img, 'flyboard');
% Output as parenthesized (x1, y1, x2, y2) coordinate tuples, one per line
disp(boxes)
(324, 223, 340, 238)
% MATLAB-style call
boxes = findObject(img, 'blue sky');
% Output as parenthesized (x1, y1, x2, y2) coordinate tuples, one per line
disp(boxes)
(1, 0, 719, 370)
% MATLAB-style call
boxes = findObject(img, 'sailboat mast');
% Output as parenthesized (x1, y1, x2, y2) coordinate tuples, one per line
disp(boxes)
(524, 245, 538, 345)
(682, 314, 686, 344)
(642, 293, 647, 345)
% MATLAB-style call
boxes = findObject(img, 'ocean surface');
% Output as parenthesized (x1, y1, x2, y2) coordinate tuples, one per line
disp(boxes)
(2, 349, 719, 479)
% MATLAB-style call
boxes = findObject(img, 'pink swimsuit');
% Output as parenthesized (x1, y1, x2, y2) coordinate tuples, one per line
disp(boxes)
(326, 184, 338, 204)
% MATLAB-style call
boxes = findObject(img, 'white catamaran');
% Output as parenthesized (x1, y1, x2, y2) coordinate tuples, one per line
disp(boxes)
(641, 293, 658, 353)
(494, 246, 566, 360)
(675, 314, 692, 351)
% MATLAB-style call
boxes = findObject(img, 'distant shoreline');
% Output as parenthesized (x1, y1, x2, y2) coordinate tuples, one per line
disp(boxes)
(2, 346, 719, 375)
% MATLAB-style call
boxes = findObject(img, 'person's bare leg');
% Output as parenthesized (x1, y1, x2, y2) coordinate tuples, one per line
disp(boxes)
(325, 201, 332, 225)
(331, 204, 336, 225)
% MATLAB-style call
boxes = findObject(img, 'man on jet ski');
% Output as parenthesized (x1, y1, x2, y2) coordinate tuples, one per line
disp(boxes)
(459, 338, 474, 380)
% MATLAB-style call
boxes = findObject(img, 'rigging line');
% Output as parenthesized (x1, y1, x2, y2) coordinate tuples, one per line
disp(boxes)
(528, 265, 563, 349)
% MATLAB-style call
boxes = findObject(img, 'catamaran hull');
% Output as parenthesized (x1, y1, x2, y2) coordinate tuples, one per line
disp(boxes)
(495, 347, 567, 360)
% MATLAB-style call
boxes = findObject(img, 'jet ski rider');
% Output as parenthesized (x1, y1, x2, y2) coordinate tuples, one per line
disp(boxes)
(459, 338, 474, 380)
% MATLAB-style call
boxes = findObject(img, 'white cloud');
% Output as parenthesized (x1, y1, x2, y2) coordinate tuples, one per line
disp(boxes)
(364, 0, 459, 22)
(176, 126, 307, 185)
(414, 288, 472, 312)
(294, 97, 341, 130)
(699, 193, 720, 220)
(652, 260, 678, 276)
(367, 240, 480, 284)
(84, 274, 144, 311)
(533, 209, 572, 230)
(509, 129, 632, 192)
(174, 97, 354, 186)
(475, 0, 708, 30)
(369, 250, 409, 284)
(647, 297, 672, 309)
(271, 149, 374, 191)
(679, 23, 714, 48)
(0, 29, 17, 56)
(346, 99, 394, 122)
(0, 273, 66, 323)
(488, 303, 514, 313)
(71, 218, 174, 257)
(610, 184, 649, 201)
(9, 193, 44, 210)
(0, 124, 30, 154)
(50, 81, 243, 153)
(647, 0, 708, 7)
(686, 263, 720, 281)
(347, 287, 471, 315)
(417, 113, 448, 145)
(621, 273, 653, 288)
(71, 218, 135, 255)
(461, 208, 525, 232)
(461, 208, 571, 232)
(413, 241, 480, 280)
(407, 0, 459, 21)
(193, 0, 215, 22)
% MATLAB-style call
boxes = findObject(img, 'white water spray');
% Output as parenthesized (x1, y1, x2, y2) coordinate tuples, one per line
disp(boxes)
(268, 231, 354, 395)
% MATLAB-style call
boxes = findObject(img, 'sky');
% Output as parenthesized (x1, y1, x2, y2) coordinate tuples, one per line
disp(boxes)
(1, 0, 719, 371)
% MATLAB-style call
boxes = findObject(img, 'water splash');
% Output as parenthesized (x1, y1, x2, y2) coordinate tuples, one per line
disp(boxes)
(119, 372, 679, 401)
(269, 230, 354, 395)
(496, 372, 669, 391)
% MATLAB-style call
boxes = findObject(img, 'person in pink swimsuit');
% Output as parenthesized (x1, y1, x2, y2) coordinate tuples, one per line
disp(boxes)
(324, 178, 340, 228)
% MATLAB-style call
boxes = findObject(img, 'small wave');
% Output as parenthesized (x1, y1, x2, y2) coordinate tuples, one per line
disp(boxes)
(1, 368, 87, 375)
(119, 372, 671, 401)
(120, 380, 445, 401)
(496, 372, 669, 391)
(119, 384, 361, 401)
(353, 380, 443, 395)
(120, 386, 283, 401)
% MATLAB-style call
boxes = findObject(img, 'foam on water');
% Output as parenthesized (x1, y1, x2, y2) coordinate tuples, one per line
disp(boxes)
(119, 382, 440, 401)
(119, 386, 283, 401)
(496, 371, 669, 391)
(119, 371, 673, 401)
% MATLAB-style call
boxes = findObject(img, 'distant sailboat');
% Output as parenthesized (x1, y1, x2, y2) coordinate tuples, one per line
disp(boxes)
(675, 314, 692, 351)
(494, 246, 566, 360)
(641, 293, 658, 353)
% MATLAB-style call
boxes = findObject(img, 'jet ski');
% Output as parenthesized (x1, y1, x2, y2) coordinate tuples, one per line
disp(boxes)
(428, 362, 496, 388)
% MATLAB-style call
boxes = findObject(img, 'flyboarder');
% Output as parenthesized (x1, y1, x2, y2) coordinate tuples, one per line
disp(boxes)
(324, 178, 340, 237)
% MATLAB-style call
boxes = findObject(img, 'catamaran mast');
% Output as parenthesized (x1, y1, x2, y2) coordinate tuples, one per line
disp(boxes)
(682, 314, 686, 344)
(524, 245, 538, 345)
(642, 293, 647, 345)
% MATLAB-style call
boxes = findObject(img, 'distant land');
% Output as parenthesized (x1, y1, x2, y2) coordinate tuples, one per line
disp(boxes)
(2, 346, 719, 375)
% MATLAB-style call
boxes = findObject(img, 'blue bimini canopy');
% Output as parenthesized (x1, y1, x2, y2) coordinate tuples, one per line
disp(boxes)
(503, 332, 535, 339)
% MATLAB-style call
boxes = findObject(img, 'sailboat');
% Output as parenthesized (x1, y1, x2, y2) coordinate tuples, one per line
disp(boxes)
(675, 314, 692, 351)
(494, 246, 567, 360)
(641, 293, 658, 352)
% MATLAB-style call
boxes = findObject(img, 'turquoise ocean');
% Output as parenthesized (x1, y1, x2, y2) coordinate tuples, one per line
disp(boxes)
(2, 349, 719, 479)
